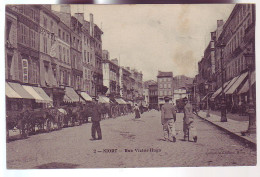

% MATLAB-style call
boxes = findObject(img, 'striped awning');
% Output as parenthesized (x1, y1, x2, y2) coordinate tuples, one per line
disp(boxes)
(22, 85, 45, 103)
(8, 82, 34, 99)
(33, 87, 53, 103)
(98, 96, 110, 103)
(211, 80, 231, 100)
(226, 72, 248, 95)
(80, 92, 92, 101)
(115, 98, 127, 104)
(64, 87, 81, 102)
(238, 71, 256, 94)
(5, 82, 22, 99)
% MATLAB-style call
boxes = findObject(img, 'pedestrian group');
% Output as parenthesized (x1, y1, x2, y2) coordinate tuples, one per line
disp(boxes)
(161, 96, 197, 143)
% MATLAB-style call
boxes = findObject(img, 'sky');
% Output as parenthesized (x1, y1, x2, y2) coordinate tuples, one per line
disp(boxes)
(55, 4, 235, 81)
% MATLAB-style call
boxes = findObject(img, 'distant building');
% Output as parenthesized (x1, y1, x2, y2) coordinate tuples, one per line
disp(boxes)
(120, 66, 132, 101)
(173, 87, 189, 104)
(93, 19, 103, 96)
(148, 83, 158, 109)
(130, 69, 143, 104)
(157, 71, 173, 108)
(143, 80, 157, 107)
(102, 53, 120, 97)
(75, 13, 95, 96)
(173, 75, 194, 89)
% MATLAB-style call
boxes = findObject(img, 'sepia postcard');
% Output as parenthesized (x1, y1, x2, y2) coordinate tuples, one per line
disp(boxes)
(3, 2, 258, 175)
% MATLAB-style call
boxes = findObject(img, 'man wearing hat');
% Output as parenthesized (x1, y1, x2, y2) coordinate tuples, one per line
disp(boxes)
(161, 96, 177, 142)
(91, 97, 102, 140)
(183, 97, 197, 142)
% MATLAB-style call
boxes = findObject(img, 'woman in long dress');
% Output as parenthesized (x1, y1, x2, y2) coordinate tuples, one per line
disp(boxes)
(134, 104, 141, 119)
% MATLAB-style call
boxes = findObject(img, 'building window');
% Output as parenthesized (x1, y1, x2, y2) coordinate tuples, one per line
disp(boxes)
(43, 17, 47, 28)
(6, 20, 12, 41)
(43, 36, 47, 53)
(68, 72, 71, 86)
(73, 37, 76, 47)
(62, 32, 65, 40)
(21, 23, 28, 45)
(63, 47, 66, 61)
(168, 83, 171, 89)
(31, 9, 36, 21)
(32, 62, 38, 84)
(164, 90, 167, 96)
(168, 91, 171, 95)
(22, 59, 28, 83)
(67, 49, 69, 63)
(59, 45, 62, 60)
(66, 34, 69, 43)
(159, 91, 163, 96)
(30, 30, 36, 48)
(60, 70, 64, 85)
(87, 52, 90, 63)
(58, 29, 61, 38)
(84, 50, 86, 62)
(7, 55, 13, 79)
(50, 21, 53, 32)
(164, 83, 167, 88)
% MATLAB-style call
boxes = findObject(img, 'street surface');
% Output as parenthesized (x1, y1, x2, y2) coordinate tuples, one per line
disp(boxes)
(6, 110, 256, 169)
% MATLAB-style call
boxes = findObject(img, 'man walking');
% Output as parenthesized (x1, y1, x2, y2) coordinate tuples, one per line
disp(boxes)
(91, 98, 102, 140)
(183, 97, 197, 142)
(161, 96, 177, 142)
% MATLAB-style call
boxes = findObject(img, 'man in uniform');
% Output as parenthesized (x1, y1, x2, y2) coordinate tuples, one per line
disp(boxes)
(91, 98, 102, 140)
(161, 96, 177, 142)
(183, 97, 197, 142)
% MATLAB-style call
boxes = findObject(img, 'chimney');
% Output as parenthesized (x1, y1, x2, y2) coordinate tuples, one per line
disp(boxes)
(74, 13, 84, 23)
(217, 20, 224, 28)
(210, 31, 216, 40)
(90, 13, 94, 37)
(60, 4, 71, 14)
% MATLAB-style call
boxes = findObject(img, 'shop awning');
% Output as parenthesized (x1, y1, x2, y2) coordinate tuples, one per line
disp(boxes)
(238, 71, 256, 94)
(226, 72, 248, 95)
(22, 85, 45, 103)
(98, 95, 110, 103)
(64, 87, 80, 102)
(211, 80, 231, 100)
(224, 75, 240, 93)
(32, 87, 53, 103)
(5, 82, 22, 99)
(63, 95, 72, 103)
(80, 92, 92, 101)
(115, 98, 127, 104)
(8, 82, 34, 99)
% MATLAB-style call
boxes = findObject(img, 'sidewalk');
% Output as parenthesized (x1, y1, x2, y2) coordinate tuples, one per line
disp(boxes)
(197, 110, 256, 148)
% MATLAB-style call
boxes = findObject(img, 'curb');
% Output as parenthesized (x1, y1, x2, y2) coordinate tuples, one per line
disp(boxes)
(195, 113, 256, 150)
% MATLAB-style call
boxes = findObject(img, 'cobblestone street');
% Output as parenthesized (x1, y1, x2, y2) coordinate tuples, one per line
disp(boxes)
(6, 110, 256, 169)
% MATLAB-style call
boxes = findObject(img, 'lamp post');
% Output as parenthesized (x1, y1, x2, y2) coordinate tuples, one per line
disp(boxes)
(219, 42, 227, 122)
(205, 82, 210, 117)
(244, 51, 256, 134)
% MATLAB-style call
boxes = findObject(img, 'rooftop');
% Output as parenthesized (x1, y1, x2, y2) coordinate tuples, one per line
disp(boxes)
(157, 71, 173, 77)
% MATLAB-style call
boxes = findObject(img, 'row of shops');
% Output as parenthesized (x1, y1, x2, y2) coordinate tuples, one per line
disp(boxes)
(201, 70, 255, 113)
(6, 81, 135, 113)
